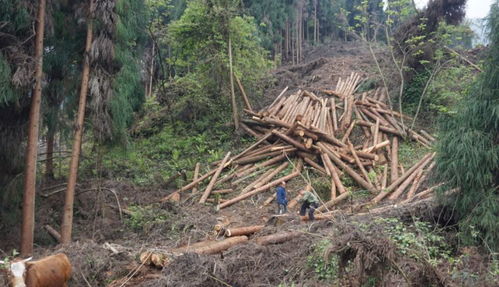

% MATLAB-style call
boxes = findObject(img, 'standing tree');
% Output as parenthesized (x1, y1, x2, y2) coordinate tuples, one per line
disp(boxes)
(61, 0, 94, 244)
(20, 0, 47, 256)
(436, 1, 499, 251)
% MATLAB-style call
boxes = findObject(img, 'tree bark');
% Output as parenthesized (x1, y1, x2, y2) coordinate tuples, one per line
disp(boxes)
(228, 35, 239, 130)
(21, 0, 46, 257)
(391, 137, 399, 184)
(199, 152, 231, 204)
(225, 225, 264, 237)
(61, 2, 93, 244)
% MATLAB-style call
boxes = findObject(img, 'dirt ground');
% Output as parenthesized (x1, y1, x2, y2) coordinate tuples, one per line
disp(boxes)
(1, 41, 496, 287)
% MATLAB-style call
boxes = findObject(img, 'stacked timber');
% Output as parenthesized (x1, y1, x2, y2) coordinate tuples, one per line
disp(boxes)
(161, 72, 438, 211)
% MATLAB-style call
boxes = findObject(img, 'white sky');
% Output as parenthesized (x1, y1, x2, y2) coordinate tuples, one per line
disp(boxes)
(414, 0, 495, 19)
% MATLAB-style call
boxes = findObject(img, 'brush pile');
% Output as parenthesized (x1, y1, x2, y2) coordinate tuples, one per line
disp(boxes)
(161, 73, 438, 212)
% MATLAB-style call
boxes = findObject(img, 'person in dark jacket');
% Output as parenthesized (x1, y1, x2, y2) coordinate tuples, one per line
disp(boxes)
(299, 190, 319, 220)
(275, 181, 288, 214)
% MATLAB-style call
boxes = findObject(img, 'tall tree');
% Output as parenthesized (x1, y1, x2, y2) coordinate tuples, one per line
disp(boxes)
(20, 0, 46, 256)
(60, 0, 94, 244)
(436, 1, 499, 250)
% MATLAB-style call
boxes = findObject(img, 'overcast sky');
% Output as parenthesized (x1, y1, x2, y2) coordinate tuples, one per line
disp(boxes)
(414, 0, 495, 18)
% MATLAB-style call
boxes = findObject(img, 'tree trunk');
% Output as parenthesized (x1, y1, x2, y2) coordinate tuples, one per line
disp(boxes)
(45, 129, 55, 181)
(21, 0, 46, 257)
(61, 2, 93, 244)
(228, 35, 239, 130)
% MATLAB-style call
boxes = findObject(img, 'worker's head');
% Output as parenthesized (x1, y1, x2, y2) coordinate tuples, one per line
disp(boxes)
(280, 181, 286, 187)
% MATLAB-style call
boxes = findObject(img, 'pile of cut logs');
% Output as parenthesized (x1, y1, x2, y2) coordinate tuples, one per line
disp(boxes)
(161, 73, 437, 212)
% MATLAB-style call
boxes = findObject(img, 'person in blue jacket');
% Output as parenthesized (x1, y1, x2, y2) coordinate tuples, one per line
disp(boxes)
(275, 181, 288, 214)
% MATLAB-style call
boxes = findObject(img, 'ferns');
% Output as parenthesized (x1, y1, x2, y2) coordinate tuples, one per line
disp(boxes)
(436, 1, 499, 250)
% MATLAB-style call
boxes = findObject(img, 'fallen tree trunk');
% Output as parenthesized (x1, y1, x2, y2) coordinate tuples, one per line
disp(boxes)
(194, 236, 248, 254)
(199, 152, 232, 204)
(317, 142, 377, 194)
(372, 153, 435, 203)
(255, 231, 302, 245)
(218, 172, 300, 209)
(317, 191, 351, 212)
(225, 225, 264, 237)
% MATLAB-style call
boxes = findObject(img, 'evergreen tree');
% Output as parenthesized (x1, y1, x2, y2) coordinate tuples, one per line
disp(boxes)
(436, 1, 499, 250)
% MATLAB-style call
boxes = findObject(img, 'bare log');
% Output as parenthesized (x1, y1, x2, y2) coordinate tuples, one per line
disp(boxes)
(192, 163, 201, 193)
(388, 156, 433, 200)
(212, 189, 234, 194)
(316, 191, 351, 212)
(194, 236, 249, 254)
(272, 130, 309, 152)
(372, 153, 434, 203)
(219, 172, 300, 209)
(225, 225, 264, 237)
(255, 231, 302, 245)
(317, 142, 377, 194)
(235, 74, 253, 111)
(241, 162, 289, 194)
(44, 225, 61, 242)
(348, 142, 371, 184)
(391, 137, 399, 184)
(200, 152, 231, 204)
(322, 153, 346, 194)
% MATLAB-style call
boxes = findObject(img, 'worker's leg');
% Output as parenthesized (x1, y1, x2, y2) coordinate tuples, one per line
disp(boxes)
(309, 202, 318, 220)
(283, 203, 288, 213)
(277, 202, 282, 214)
(300, 202, 309, 216)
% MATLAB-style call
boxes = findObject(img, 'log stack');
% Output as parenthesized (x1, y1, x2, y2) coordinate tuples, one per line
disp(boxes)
(161, 72, 438, 210)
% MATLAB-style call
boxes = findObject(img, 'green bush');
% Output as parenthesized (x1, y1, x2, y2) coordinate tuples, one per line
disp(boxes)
(307, 239, 339, 281)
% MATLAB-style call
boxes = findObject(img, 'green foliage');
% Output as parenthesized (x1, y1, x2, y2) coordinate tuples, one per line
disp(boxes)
(436, 2, 499, 251)
(125, 204, 170, 232)
(111, 0, 148, 143)
(307, 239, 339, 281)
(0, 55, 16, 106)
(84, 115, 232, 186)
(373, 217, 451, 264)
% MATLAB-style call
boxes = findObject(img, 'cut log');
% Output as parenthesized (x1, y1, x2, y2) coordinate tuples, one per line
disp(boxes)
(362, 140, 390, 153)
(240, 122, 262, 139)
(199, 152, 231, 204)
(316, 191, 351, 212)
(391, 137, 399, 184)
(272, 130, 309, 152)
(317, 142, 378, 194)
(357, 120, 404, 137)
(388, 156, 433, 200)
(341, 120, 356, 143)
(236, 154, 286, 178)
(372, 153, 434, 203)
(234, 148, 296, 165)
(194, 236, 249, 254)
(302, 157, 328, 176)
(225, 225, 264, 237)
(255, 231, 302, 245)
(321, 153, 346, 194)
(235, 74, 252, 111)
(44, 225, 61, 242)
(219, 172, 300, 209)
(192, 163, 201, 193)
(212, 189, 234, 194)
(173, 240, 216, 253)
(241, 162, 289, 194)
(407, 162, 435, 199)
(348, 142, 371, 184)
